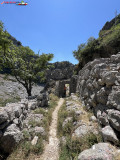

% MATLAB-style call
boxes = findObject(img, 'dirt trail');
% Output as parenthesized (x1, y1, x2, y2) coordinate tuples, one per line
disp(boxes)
(36, 98, 64, 160)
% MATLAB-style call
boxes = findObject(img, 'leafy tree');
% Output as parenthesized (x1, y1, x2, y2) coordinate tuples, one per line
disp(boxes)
(73, 43, 86, 61)
(0, 21, 11, 71)
(4, 45, 53, 96)
(87, 36, 96, 46)
(0, 21, 54, 96)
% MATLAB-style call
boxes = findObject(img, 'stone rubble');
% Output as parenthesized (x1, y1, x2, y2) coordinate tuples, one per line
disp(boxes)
(0, 92, 49, 154)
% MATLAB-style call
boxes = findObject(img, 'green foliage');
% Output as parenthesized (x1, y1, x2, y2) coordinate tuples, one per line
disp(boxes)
(28, 119, 42, 128)
(0, 21, 11, 71)
(73, 36, 99, 68)
(22, 130, 31, 141)
(34, 107, 47, 115)
(73, 43, 86, 61)
(7, 46, 53, 96)
(73, 15, 120, 70)
(0, 21, 54, 96)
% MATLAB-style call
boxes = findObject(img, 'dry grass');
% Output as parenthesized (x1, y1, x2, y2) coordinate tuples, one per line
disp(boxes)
(114, 154, 120, 160)
(114, 150, 120, 160)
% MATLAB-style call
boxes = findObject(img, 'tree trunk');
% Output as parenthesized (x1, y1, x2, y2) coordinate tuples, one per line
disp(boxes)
(26, 88, 32, 97)
(26, 80, 32, 97)
(14, 76, 32, 97)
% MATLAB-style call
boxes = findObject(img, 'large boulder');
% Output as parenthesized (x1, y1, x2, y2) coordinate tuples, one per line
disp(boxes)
(107, 86, 120, 110)
(102, 71, 117, 86)
(98, 112, 109, 126)
(78, 143, 115, 160)
(0, 110, 9, 124)
(0, 124, 23, 153)
(111, 54, 120, 63)
(41, 92, 49, 107)
(101, 125, 119, 144)
(72, 124, 97, 138)
(96, 87, 108, 105)
(107, 109, 120, 132)
(5, 103, 24, 121)
(28, 100, 37, 110)
(37, 92, 49, 107)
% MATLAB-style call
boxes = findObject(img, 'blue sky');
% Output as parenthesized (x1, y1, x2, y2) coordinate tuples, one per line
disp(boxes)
(0, 0, 120, 64)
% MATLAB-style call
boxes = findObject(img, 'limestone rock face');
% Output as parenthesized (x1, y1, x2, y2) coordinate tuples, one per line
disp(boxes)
(72, 124, 97, 138)
(46, 61, 75, 81)
(102, 71, 117, 86)
(78, 143, 115, 160)
(107, 86, 120, 110)
(28, 100, 37, 110)
(107, 109, 120, 132)
(0, 124, 23, 153)
(41, 92, 49, 107)
(0, 110, 9, 124)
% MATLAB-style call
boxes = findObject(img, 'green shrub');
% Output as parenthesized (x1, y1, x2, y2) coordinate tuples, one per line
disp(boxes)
(28, 119, 41, 128)
(73, 16, 120, 70)
(34, 108, 47, 116)
(23, 130, 30, 140)
(59, 145, 70, 160)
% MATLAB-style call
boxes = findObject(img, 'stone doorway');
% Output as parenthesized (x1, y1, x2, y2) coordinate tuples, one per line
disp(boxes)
(55, 76, 77, 98)
(55, 79, 70, 97)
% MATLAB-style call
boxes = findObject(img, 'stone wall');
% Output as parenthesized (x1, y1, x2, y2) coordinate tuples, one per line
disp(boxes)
(70, 75, 78, 94)
(0, 92, 48, 154)
(76, 53, 120, 145)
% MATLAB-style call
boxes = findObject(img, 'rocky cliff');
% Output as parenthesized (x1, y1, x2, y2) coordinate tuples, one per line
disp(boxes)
(100, 14, 120, 31)
(76, 53, 120, 145)
(74, 14, 120, 71)
(46, 61, 75, 81)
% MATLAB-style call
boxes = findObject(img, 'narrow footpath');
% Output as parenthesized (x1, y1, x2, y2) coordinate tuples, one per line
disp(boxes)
(36, 98, 64, 160)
